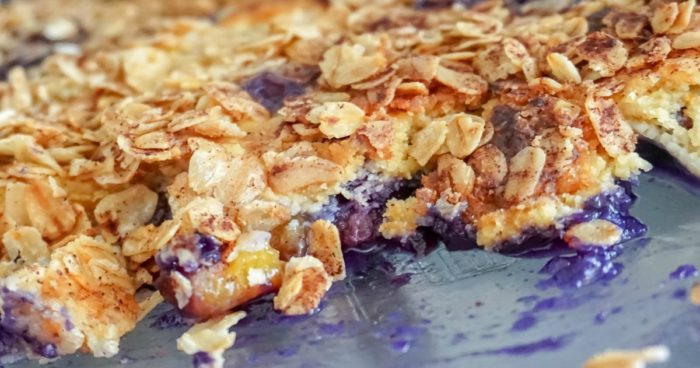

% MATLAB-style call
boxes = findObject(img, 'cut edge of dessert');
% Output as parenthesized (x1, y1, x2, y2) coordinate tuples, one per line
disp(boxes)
(0, 0, 698, 367)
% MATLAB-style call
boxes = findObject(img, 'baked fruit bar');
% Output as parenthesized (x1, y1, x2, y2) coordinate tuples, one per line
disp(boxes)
(0, 0, 693, 366)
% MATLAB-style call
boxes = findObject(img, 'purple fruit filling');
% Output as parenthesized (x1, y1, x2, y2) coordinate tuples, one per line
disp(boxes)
(537, 182, 646, 288)
(420, 213, 477, 252)
(315, 174, 419, 250)
(148, 307, 193, 330)
(193, 351, 214, 367)
(242, 71, 306, 113)
(318, 167, 644, 264)
(321, 176, 645, 289)
(567, 181, 646, 243)
(156, 232, 222, 274)
(0, 289, 67, 360)
(0, 328, 23, 362)
(669, 264, 698, 280)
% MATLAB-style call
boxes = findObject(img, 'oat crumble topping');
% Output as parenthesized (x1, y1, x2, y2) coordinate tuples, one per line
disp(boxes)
(0, 0, 698, 366)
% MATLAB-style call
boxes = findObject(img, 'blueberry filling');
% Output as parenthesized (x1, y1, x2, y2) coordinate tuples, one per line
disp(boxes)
(415, 210, 477, 252)
(536, 182, 646, 288)
(156, 233, 222, 274)
(0, 328, 22, 360)
(567, 181, 646, 243)
(242, 71, 307, 113)
(669, 264, 698, 280)
(315, 174, 419, 250)
(0, 289, 65, 359)
(319, 168, 645, 260)
(193, 351, 214, 367)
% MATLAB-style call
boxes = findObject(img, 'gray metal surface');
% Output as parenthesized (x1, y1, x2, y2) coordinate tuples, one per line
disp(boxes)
(30, 168, 700, 368)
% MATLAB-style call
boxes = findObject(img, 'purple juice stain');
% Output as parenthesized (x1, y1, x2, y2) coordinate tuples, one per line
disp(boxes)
(672, 288, 688, 300)
(473, 334, 575, 356)
(246, 344, 302, 365)
(385, 325, 428, 354)
(531, 294, 584, 313)
(516, 295, 540, 305)
(511, 313, 537, 332)
(318, 321, 345, 336)
(537, 248, 625, 289)
(373, 311, 427, 354)
(451, 332, 468, 345)
(391, 339, 412, 354)
(594, 306, 622, 325)
(593, 312, 607, 324)
(231, 333, 259, 349)
(148, 307, 193, 330)
(242, 71, 306, 113)
(669, 264, 698, 280)
(511, 292, 598, 332)
(193, 351, 214, 368)
(238, 297, 309, 328)
(277, 344, 300, 357)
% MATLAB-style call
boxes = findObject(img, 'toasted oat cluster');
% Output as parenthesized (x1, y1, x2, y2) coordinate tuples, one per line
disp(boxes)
(0, 0, 693, 366)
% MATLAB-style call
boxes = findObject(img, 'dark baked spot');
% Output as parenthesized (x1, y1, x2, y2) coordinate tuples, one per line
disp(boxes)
(0, 38, 52, 79)
(1, 27, 87, 80)
(586, 8, 611, 33)
(488, 97, 558, 158)
(603, 10, 650, 39)
(368, 14, 428, 31)
(676, 108, 693, 130)
(414, 0, 488, 10)
(505, 0, 581, 15)
(578, 32, 617, 55)
(148, 192, 173, 226)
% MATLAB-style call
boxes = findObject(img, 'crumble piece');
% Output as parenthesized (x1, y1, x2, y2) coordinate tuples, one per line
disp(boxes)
(583, 345, 670, 368)
(273, 256, 332, 316)
(177, 311, 246, 368)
